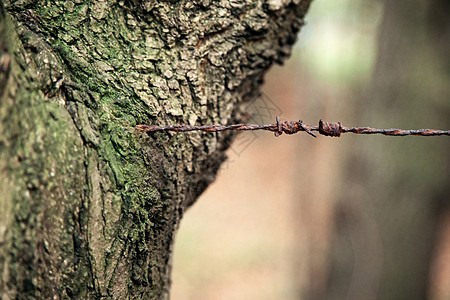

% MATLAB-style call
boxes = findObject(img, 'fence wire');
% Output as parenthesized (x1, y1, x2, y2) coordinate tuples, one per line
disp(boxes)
(136, 116, 450, 138)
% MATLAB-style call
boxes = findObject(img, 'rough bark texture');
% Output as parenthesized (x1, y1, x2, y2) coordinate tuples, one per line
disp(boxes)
(0, 0, 311, 298)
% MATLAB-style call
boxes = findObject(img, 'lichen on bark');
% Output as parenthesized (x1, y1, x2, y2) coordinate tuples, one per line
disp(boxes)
(0, 0, 311, 298)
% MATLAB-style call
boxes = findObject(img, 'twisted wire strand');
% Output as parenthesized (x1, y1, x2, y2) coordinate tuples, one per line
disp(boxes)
(136, 117, 450, 138)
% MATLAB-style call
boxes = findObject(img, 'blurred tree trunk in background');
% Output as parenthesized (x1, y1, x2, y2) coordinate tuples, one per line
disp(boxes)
(324, 0, 450, 300)
(0, 1, 312, 298)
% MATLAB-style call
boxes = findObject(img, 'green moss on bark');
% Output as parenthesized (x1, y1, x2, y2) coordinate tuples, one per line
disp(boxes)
(1, 0, 312, 298)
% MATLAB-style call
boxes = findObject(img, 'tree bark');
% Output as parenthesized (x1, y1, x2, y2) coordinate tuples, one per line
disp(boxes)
(0, 0, 311, 298)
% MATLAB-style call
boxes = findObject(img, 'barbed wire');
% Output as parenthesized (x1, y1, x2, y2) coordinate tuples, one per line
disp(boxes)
(136, 116, 450, 138)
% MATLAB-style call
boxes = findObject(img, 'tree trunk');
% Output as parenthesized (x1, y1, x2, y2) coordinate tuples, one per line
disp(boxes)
(0, 1, 311, 298)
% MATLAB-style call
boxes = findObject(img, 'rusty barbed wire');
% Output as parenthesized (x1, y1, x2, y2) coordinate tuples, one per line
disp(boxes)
(136, 116, 450, 138)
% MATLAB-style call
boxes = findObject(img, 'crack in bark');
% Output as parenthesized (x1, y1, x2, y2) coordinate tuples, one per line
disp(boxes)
(1, 0, 312, 298)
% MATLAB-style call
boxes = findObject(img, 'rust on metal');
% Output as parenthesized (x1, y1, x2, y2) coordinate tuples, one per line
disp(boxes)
(136, 117, 450, 138)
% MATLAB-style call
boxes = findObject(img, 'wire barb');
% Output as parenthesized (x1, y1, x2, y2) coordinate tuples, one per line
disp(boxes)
(136, 117, 450, 138)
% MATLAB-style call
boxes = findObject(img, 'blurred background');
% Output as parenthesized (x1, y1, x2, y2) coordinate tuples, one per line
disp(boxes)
(172, 0, 450, 299)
